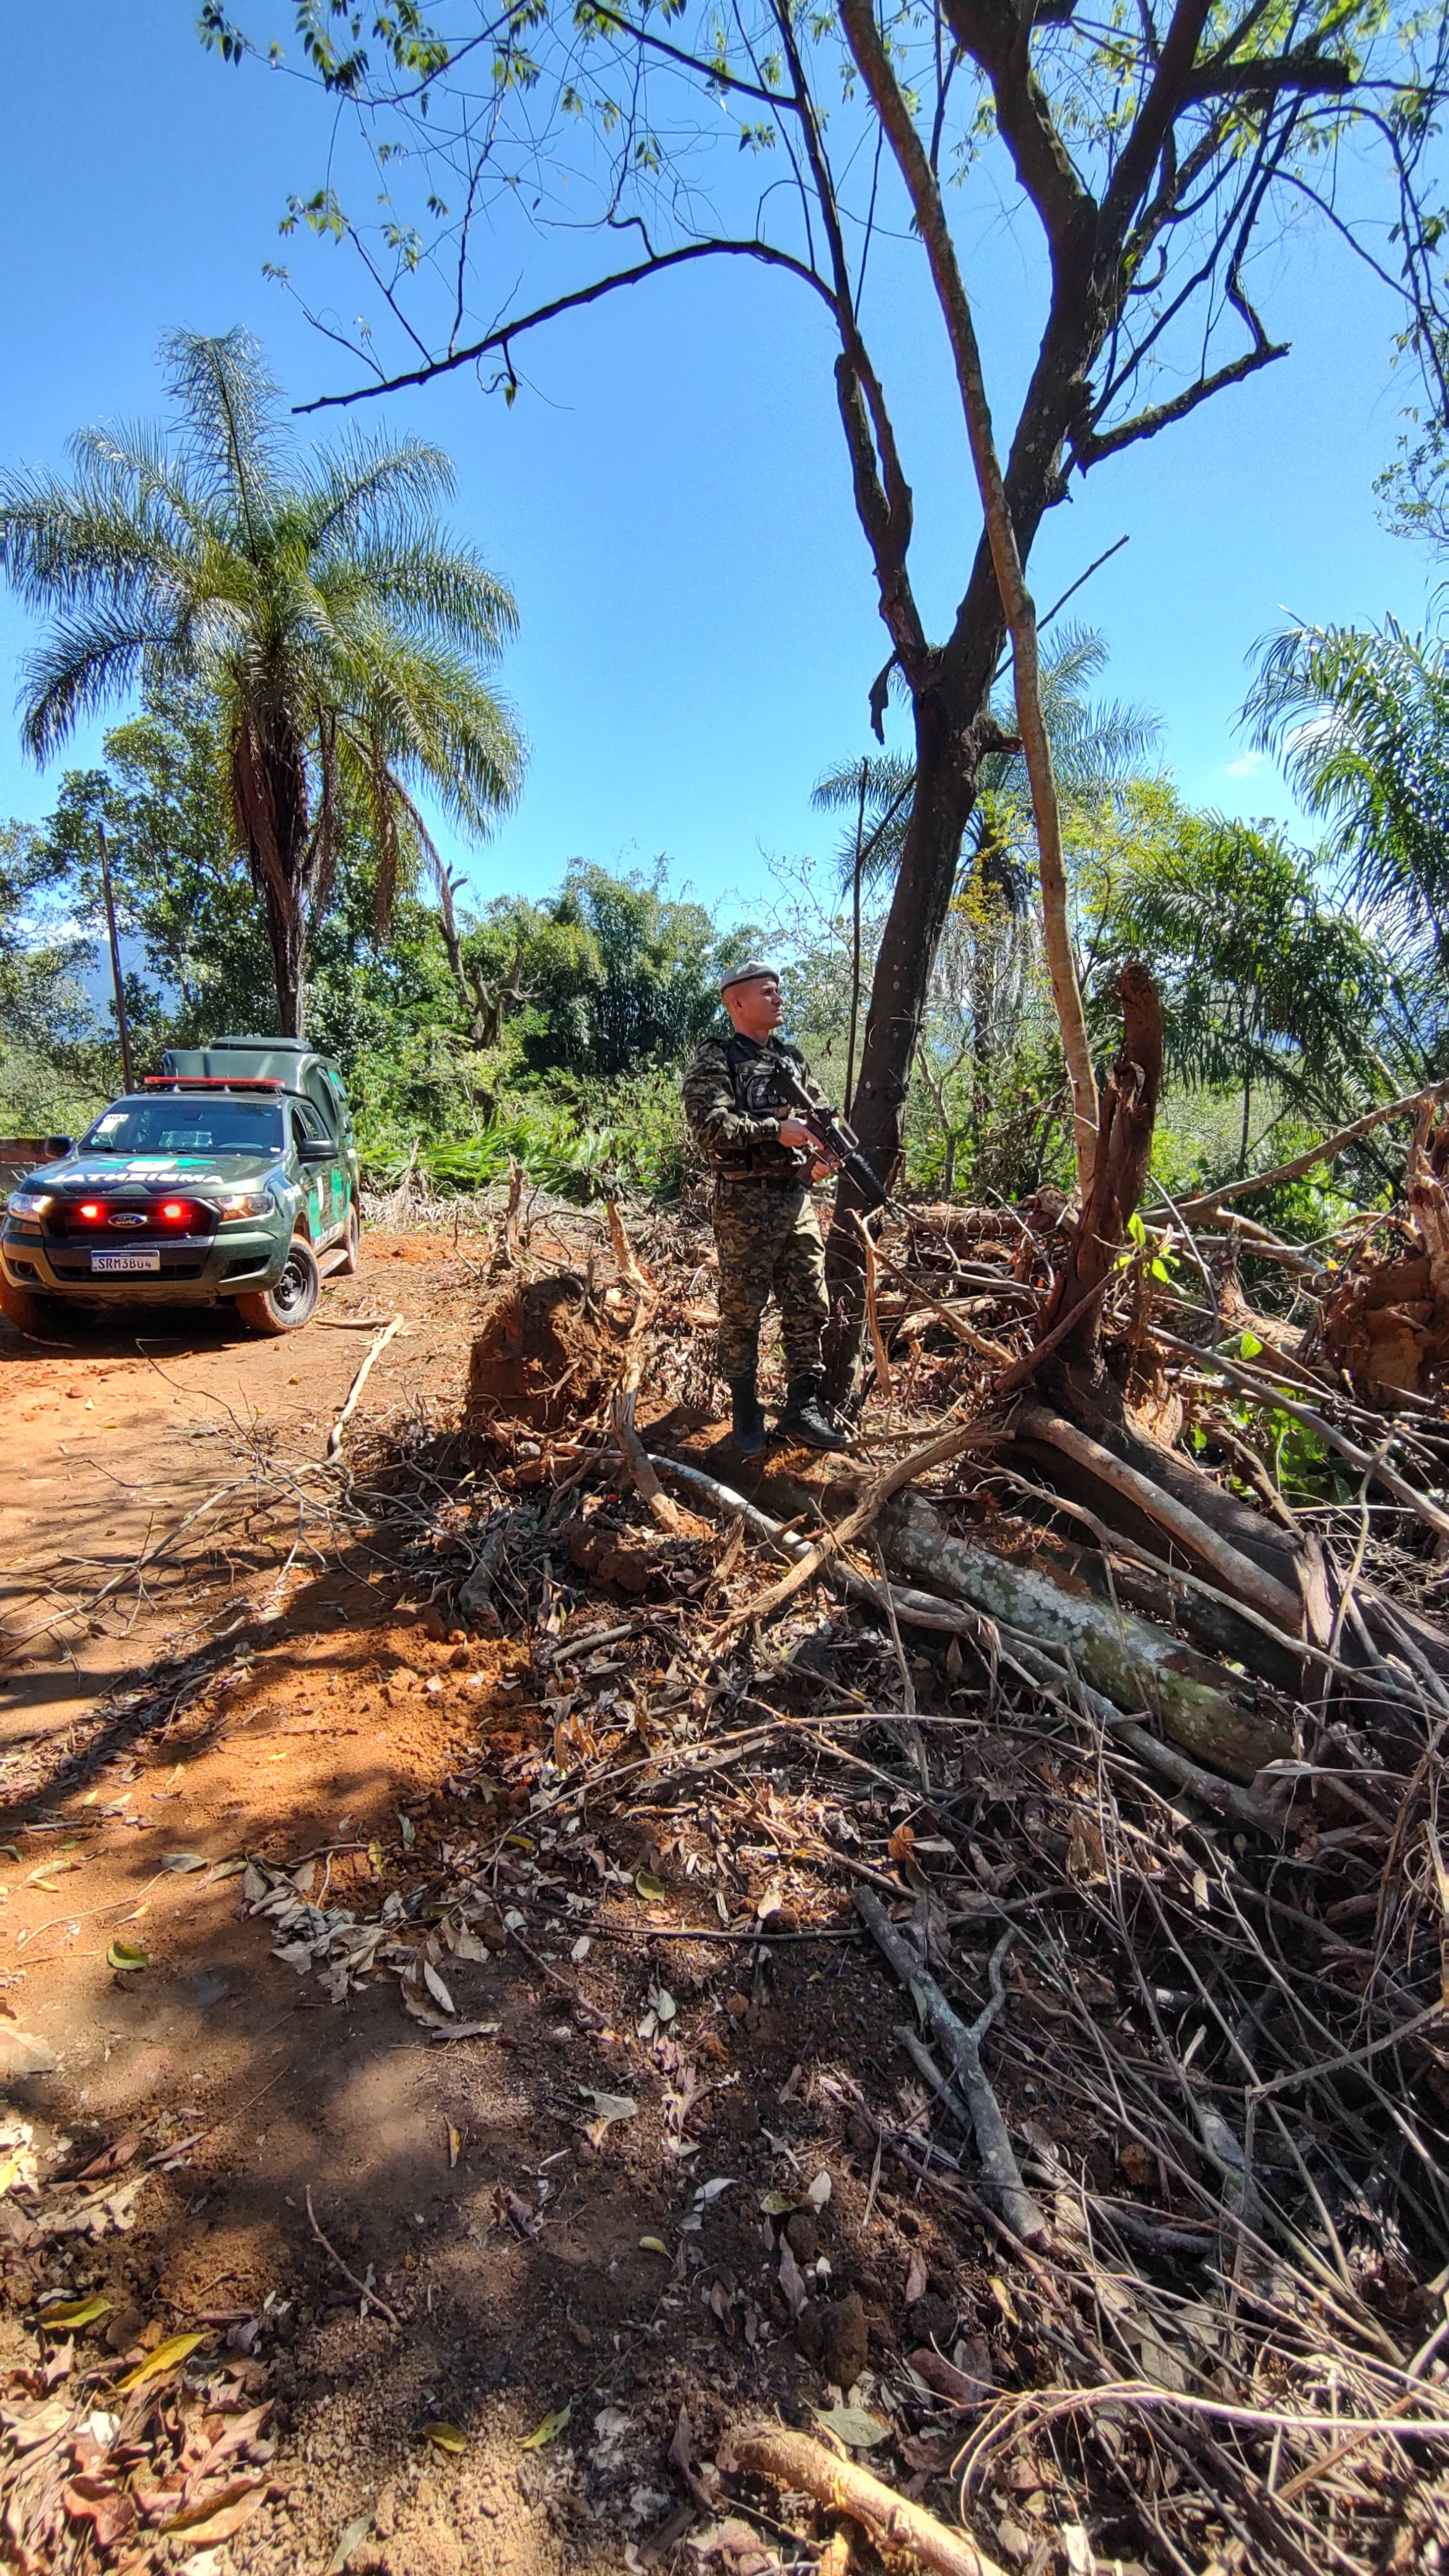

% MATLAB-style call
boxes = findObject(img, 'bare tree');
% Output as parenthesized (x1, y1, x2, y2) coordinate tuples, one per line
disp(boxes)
(204, 0, 1449, 1375)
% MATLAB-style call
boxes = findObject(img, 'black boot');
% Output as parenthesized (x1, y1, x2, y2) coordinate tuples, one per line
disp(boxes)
(728, 1374, 767, 1460)
(774, 1368, 850, 1452)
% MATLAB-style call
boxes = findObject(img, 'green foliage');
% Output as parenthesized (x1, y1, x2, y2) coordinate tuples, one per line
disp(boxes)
(0, 328, 524, 1034)
(1244, 619, 1449, 994)
(1085, 786, 1396, 1125)
(507, 863, 747, 1079)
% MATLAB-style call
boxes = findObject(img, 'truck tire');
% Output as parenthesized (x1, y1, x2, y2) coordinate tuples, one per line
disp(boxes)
(0, 1278, 71, 1339)
(234, 1238, 321, 1336)
(338, 1203, 362, 1277)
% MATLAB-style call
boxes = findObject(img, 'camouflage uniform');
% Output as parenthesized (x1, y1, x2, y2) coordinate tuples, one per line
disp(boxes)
(682, 1032, 829, 1382)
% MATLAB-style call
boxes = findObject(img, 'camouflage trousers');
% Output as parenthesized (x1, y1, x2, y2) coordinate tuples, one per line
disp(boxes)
(712, 1182, 829, 1383)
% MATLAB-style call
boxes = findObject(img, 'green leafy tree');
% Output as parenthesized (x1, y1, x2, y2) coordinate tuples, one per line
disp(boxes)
(201, 0, 1444, 1304)
(1089, 791, 1401, 1173)
(1245, 619, 1449, 971)
(0, 820, 111, 1133)
(0, 328, 524, 1037)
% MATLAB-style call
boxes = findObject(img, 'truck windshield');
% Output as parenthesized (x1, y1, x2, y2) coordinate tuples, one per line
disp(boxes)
(81, 1099, 284, 1155)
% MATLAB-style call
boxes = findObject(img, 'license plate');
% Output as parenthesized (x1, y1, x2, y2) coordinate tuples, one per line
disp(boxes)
(90, 1250, 162, 1274)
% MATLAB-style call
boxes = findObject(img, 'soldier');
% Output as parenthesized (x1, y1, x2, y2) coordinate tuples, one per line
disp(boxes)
(682, 960, 850, 1458)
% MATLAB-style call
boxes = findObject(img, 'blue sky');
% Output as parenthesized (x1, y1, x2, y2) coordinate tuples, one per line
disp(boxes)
(0, 1, 1442, 933)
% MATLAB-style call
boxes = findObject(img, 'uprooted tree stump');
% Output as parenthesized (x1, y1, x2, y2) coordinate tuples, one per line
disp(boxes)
(1322, 1101, 1449, 1404)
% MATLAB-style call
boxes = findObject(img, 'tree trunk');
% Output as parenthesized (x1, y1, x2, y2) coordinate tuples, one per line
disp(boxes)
(264, 892, 307, 1041)
(1038, 959, 1162, 1408)
(232, 716, 312, 1040)
(823, 697, 979, 1403)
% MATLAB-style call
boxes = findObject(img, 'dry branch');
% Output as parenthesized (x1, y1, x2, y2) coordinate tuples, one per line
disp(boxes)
(1170, 1075, 1449, 1219)
(855, 1888, 1048, 2244)
(326, 1315, 404, 1458)
(731, 2422, 1008, 2576)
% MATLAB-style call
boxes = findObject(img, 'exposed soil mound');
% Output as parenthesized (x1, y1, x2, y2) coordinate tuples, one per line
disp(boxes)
(465, 1269, 620, 1431)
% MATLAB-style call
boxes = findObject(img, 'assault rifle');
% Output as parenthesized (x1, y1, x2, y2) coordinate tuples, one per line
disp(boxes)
(770, 1059, 892, 1214)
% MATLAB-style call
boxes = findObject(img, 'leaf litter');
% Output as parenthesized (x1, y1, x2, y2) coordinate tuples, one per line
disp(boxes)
(7, 1192, 1449, 2575)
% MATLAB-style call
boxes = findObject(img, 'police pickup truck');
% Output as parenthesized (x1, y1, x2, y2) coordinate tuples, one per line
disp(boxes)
(1, 1038, 361, 1338)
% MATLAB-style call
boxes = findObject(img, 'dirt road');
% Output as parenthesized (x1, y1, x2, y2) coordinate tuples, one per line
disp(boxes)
(0, 1232, 968, 2576)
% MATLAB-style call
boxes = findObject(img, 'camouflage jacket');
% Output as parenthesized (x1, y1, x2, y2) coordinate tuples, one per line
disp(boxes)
(682, 1032, 813, 1179)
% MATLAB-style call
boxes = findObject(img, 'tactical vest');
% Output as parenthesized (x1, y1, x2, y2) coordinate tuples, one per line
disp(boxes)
(716, 1037, 809, 1182)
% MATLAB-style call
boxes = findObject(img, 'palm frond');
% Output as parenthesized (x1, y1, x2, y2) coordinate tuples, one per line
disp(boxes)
(301, 431, 456, 550)
(318, 536, 519, 656)
(1245, 617, 1449, 945)
(161, 329, 286, 542)
(19, 609, 184, 757)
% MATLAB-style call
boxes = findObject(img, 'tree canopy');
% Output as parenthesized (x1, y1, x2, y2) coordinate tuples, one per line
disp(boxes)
(0, 328, 524, 1035)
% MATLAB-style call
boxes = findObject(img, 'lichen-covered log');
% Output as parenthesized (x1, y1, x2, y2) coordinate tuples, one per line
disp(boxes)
(879, 1494, 1288, 1782)
(661, 1432, 1289, 1783)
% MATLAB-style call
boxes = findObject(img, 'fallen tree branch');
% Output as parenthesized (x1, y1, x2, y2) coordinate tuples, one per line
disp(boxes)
(868, 1232, 1016, 1363)
(1170, 1077, 1449, 1219)
(305, 2184, 400, 2328)
(881, 1494, 1287, 1783)
(1154, 1329, 1449, 1543)
(326, 1315, 403, 1457)
(709, 1419, 993, 1640)
(1014, 1400, 1305, 1629)
(615, 1390, 685, 1531)
(855, 1887, 1050, 2245)
(730, 2421, 1008, 2576)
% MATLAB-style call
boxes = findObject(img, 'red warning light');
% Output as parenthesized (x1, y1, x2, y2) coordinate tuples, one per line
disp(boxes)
(159, 1201, 193, 1225)
(78, 1202, 103, 1221)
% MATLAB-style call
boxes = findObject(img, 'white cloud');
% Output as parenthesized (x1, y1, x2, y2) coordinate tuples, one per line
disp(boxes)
(1223, 751, 1266, 780)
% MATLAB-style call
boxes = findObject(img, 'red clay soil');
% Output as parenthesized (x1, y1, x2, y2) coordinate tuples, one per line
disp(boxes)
(0, 1230, 1004, 2576)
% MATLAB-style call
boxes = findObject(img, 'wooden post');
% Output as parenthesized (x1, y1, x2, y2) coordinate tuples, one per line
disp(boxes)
(96, 821, 134, 1094)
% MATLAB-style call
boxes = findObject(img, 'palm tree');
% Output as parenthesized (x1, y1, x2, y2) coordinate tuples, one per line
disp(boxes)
(0, 329, 524, 1036)
(1244, 618, 1449, 967)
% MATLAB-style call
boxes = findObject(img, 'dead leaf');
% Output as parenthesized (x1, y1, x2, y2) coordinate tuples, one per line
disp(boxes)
(0, 2029, 56, 2078)
(160, 1852, 210, 1874)
(904, 2251, 928, 2305)
(38, 2294, 111, 2331)
(62, 2475, 136, 2551)
(815, 2404, 889, 2449)
(79, 2132, 141, 2181)
(635, 1868, 669, 1904)
(578, 2087, 637, 2123)
(777, 2236, 807, 2319)
(446, 2123, 462, 2167)
(107, 1940, 149, 1973)
(113, 2328, 207, 2391)
(888, 1822, 917, 1867)
(422, 1959, 456, 2014)
(328, 2510, 375, 2573)
(806, 2169, 832, 2209)
(639, 2235, 669, 2255)
(160, 2477, 268, 2538)
(521, 2401, 572, 2450)
(426, 2421, 468, 2455)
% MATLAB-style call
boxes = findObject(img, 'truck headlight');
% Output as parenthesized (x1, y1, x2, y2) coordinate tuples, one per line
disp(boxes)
(6, 1191, 51, 1216)
(217, 1191, 272, 1219)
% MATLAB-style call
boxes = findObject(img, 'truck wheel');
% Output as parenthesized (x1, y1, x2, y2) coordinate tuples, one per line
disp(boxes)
(235, 1238, 321, 1336)
(339, 1204, 362, 1277)
(0, 1279, 71, 1339)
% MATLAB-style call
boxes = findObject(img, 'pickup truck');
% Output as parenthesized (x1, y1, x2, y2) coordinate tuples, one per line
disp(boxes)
(0, 1037, 361, 1338)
